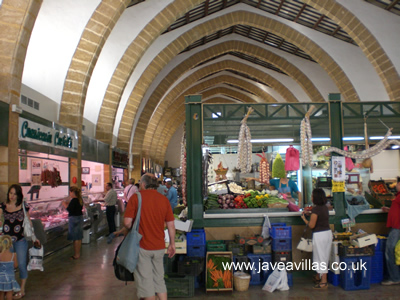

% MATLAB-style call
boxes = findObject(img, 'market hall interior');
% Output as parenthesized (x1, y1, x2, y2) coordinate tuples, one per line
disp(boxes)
(24, 235, 400, 300)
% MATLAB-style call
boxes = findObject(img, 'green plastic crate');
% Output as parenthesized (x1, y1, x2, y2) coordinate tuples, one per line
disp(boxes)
(165, 273, 195, 298)
(206, 240, 227, 252)
(164, 254, 177, 273)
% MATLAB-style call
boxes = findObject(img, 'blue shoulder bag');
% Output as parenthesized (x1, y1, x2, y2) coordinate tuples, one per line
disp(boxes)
(116, 192, 143, 273)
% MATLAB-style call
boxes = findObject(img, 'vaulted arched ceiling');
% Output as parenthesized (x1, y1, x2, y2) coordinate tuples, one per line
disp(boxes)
(3, 0, 400, 168)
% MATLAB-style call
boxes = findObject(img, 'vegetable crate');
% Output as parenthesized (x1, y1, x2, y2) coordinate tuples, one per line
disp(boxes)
(272, 251, 292, 265)
(269, 226, 292, 239)
(164, 254, 177, 273)
(206, 240, 227, 252)
(165, 240, 187, 254)
(247, 254, 272, 285)
(233, 255, 249, 273)
(178, 256, 205, 276)
(206, 252, 233, 292)
(165, 273, 195, 297)
(252, 244, 272, 254)
(338, 243, 375, 257)
(340, 256, 371, 291)
(226, 241, 245, 256)
(187, 245, 206, 257)
(235, 235, 264, 245)
(271, 238, 292, 251)
(368, 180, 394, 204)
(186, 229, 206, 246)
(370, 251, 383, 284)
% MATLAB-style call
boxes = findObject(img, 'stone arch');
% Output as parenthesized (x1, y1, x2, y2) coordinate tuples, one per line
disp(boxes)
(119, 10, 358, 153)
(305, 0, 400, 101)
(203, 97, 242, 104)
(144, 74, 279, 158)
(0, 0, 42, 194)
(58, 0, 131, 131)
(140, 60, 298, 157)
(133, 40, 324, 158)
(93, 0, 204, 143)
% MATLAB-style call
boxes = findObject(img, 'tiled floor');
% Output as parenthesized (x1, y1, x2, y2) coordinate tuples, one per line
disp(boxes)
(23, 235, 400, 299)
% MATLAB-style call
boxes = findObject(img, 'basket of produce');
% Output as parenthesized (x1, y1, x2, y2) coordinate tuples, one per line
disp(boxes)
(206, 252, 233, 292)
(333, 232, 353, 241)
(338, 242, 375, 257)
(233, 272, 251, 292)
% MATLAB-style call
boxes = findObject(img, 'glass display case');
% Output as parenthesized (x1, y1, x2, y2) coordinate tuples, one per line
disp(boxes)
(27, 197, 90, 256)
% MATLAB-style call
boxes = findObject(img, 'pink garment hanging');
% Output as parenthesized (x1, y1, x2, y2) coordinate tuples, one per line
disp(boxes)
(285, 146, 300, 171)
(343, 146, 355, 171)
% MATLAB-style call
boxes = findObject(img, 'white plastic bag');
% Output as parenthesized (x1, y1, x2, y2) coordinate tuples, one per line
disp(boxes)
(262, 268, 288, 292)
(27, 246, 44, 271)
(261, 215, 271, 239)
(276, 269, 289, 291)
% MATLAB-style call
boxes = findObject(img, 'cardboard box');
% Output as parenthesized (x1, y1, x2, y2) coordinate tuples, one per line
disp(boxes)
(165, 240, 187, 254)
(174, 219, 193, 232)
(350, 233, 377, 248)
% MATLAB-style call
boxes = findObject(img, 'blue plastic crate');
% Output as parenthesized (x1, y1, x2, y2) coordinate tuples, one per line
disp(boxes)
(340, 256, 372, 291)
(272, 251, 292, 265)
(328, 270, 340, 286)
(375, 237, 386, 252)
(287, 272, 293, 287)
(270, 226, 292, 239)
(270, 222, 286, 228)
(271, 238, 292, 251)
(370, 252, 384, 284)
(186, 229, 206, 246)
(233, 255, 250, 273)
(247, 254, 273, 285)
(187, 245, 206, 257)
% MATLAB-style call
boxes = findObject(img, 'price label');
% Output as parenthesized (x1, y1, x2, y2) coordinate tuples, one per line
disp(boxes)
(332, 181, 345, 193)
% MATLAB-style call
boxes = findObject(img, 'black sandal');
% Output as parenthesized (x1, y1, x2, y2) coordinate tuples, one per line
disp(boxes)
(313, 282, 328, 289)
(313, 274, 321, 284)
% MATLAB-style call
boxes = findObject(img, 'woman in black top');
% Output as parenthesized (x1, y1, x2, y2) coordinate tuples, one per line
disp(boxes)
(63, 186, 83, 259)
(301, 188, 332, 289)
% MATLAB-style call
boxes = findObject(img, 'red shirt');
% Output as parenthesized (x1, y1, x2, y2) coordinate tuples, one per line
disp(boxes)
(387, 192, 400, 229)
(125, 190, 174, 250)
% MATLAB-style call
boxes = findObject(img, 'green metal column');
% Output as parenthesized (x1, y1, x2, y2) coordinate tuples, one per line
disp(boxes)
(185, 95, 204, 228)
(329, 93, 345, 232)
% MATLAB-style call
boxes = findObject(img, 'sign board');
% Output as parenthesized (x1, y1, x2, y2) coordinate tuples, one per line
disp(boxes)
(19, 118, 78, 152)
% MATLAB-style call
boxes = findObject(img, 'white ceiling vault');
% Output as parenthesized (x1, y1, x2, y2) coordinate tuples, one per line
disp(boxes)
(13, 0, 400, 164)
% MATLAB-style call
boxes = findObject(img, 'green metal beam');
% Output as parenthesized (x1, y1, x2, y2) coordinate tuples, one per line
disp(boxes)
(185, 95, 203, 228)
(329, 94, 346, 232)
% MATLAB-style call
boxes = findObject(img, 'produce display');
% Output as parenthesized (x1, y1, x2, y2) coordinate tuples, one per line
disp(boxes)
(371, 183, 389, 194)
(227, 182, 243, 194)
(205, 189, 288, 210)
(206, 255, 233, 290)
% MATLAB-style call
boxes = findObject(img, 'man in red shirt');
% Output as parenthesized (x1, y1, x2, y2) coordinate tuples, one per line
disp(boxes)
(124, 174, 176, 299)
(381, 181, 400, 285)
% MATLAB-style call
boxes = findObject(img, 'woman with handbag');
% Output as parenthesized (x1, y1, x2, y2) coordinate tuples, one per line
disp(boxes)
(62, 186, 83, 260)
(301, 188, 332, 289)
(0, 184, 39, 299)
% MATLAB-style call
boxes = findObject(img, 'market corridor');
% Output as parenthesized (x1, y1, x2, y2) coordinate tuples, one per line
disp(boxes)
(24, 236, 400, 300)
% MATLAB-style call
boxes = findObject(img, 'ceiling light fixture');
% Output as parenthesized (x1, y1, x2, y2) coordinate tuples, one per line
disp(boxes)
(369, 136, 400, 140)
(227, 138, 294, 143)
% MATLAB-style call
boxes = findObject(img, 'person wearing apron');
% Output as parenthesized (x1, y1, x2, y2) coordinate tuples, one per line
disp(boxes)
(270, 177, 302, 208)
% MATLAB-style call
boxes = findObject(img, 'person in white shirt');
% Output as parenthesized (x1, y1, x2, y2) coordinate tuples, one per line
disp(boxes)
(157, 180, 168, 196)
(103, 182, 118, 235)
(124, 178, 138, 202)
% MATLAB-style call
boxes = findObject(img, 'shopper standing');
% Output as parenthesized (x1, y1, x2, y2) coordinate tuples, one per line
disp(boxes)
(157, 180, 167, 196)
(124, 174, 176, 300)
(102, 183, 117, 236)
(301, 188, 332, 289)
(381, 181, 400, 285)
(166, 180, 178, 211)
(124, 178, 138, 202)
(0, 184, 37, 299)
(62, 186, 83, 260)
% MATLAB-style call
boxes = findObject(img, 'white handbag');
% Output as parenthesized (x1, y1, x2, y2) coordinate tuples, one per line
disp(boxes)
(22, 200, 36, 241)
(297, 225, 313, 252)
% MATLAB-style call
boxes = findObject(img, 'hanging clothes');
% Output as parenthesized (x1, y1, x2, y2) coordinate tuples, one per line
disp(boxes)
(285, 146, 300, 171)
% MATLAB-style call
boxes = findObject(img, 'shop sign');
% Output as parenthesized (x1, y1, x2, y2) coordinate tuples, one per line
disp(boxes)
(19, 118, 78, 152)
(112, 149, 129, 166)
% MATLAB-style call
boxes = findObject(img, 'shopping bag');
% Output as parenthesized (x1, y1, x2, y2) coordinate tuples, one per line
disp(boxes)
(22, 201, 36, 242)
(27, 245, 44, 271)
(297, 237, 313, 252)
(395, 240, 400, 265)
(113, 240, 134, 282)
(261, 215, 271, 239)
(297, 225, 313, 252)
(276, 269, 289, 291)
(116, 192, 142, 273)
(262, 268, 287, 293)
